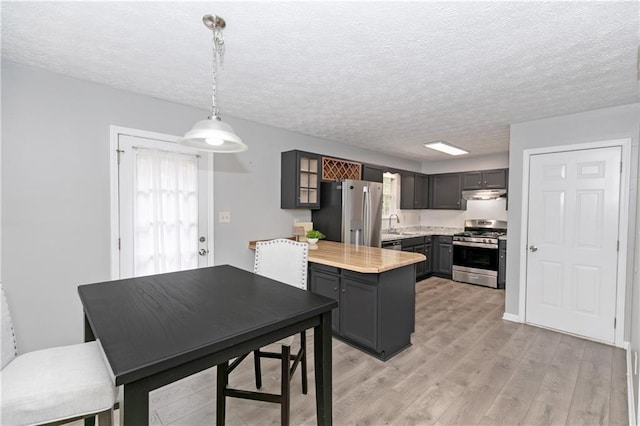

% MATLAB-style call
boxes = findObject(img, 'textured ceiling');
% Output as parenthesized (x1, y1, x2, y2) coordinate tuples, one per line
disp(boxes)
(2, 1, 639, 160)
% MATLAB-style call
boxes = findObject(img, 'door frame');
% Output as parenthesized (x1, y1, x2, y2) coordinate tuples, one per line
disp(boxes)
(518, 138, 632, 347)
(109, 125, 215, 279)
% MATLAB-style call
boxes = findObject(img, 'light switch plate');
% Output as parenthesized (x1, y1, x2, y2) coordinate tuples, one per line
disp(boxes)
(219, 211, 231, 223)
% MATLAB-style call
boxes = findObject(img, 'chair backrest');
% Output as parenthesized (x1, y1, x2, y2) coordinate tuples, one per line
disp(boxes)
(1, 283, 18, 369)
(254, 239, 308, 290)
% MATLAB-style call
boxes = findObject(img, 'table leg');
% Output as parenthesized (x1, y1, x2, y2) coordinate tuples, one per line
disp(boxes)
(314, 312, 332, 426)
(84, 314, 97, 426)
(216, 361, 228, 425)
(123, 382, 149, 425)
(84, 314, 95, 342)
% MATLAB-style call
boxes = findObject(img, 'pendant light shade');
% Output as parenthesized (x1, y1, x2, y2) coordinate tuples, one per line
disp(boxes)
(181, 117, 247, 152)
(180, 14, 246, 153)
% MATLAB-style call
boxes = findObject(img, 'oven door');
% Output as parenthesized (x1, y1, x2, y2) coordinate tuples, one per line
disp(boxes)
(452, 243, 499, 272)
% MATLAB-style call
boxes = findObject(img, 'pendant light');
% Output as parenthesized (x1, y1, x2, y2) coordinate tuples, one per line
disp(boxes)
(180, 14, 247, 152)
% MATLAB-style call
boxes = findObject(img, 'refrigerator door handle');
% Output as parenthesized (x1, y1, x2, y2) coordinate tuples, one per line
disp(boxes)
(363, 186, 369, 245)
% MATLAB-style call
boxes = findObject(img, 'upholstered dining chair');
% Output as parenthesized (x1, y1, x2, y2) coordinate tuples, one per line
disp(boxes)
(0, 284, 118, 426)
(219, 238, 309, 424)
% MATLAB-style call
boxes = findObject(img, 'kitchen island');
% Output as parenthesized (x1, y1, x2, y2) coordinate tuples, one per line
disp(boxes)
(249, 239, 425, 360)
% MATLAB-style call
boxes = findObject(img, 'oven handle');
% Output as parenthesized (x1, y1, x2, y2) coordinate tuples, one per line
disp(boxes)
(453, 241, 499, 249)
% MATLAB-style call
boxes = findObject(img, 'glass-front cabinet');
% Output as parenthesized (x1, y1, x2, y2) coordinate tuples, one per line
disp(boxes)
(281, 150, 321, 209)
(298, 155, 319, 205)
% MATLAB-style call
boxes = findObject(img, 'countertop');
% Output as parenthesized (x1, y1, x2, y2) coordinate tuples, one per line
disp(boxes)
(381, 226, 463, 242)
(248, 239, 425, 274)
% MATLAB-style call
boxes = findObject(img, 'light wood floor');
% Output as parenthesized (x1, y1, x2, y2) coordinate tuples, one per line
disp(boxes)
(94, 277, 629, 425)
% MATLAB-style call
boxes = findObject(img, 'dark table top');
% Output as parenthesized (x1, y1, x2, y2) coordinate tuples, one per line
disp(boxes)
(78, 265, 337, 385)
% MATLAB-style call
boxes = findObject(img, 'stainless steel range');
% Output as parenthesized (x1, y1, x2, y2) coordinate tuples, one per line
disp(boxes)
(452, 219, 507, 288)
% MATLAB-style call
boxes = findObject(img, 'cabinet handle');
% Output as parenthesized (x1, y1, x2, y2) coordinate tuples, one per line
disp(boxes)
(333, 287, 338, 291)
(341, 289, 346, 293)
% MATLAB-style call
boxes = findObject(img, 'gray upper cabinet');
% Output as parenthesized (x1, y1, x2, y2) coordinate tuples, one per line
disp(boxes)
(400, 172, 429, 209)
(462, 169, 508, 190)
(400, 172, 415, 209)
(414, 174, 429, 209)
(361, 164, 384, 183)
(281, 150, 321, 209)
(429, 173, 466, 210)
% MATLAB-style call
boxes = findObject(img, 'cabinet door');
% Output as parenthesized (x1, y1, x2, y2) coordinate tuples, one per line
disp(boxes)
(424, 243, 433, 275)
(483, 169, 507, 189)
(309, 270, 341, 331)
(340, 278, 378, 350)
(362, 164, 384, 183)
(281, 150, 321, 209)
(430, 173, 464, 210)
(414, 244, 425, 278)
(400, 172, 415, 209)
(462, 171, 483, 190)
(437, 242, 453, 276)
(414, 174, 429, 209)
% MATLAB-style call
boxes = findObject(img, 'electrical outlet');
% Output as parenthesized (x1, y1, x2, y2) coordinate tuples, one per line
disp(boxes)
(219, 211, 231, 223)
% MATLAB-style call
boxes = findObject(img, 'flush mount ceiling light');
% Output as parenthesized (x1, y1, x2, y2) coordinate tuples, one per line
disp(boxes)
(180, 14, 247, 153)
(424, 141, 469, 156)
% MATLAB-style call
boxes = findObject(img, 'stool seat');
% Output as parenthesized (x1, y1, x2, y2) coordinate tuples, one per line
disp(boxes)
(1, 341, 117, 426)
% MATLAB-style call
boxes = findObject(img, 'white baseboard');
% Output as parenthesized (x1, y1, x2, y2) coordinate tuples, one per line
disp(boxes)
(502, 312, 522, 323)
(627, 344, 637, 426)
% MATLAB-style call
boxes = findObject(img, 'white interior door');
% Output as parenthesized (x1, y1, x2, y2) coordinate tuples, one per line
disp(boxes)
(118, 134, 211, 278)
(525, 146, 621, 343)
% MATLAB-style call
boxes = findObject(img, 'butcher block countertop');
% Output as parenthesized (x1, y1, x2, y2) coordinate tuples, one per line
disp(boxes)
(248, 239, 425, 274)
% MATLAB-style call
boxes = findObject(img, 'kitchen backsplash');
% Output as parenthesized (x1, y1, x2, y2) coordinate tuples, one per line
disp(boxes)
(390, 198, 508, 228)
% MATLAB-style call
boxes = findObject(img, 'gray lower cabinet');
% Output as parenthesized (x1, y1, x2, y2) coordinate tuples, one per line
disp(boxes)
(309, 263, 415, 360)
(498, 239, 507, 288)
(340, 277, 377, 349)
(401, 236, 430, 280)
(424, 242, 433, 275)
(434, 236, 453, 278)
(309, 269, 341, 330)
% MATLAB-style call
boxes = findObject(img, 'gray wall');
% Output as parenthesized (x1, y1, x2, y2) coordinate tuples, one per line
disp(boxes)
(421, 152, 509, 175)
(633, 166, 640, 422)
(412, 153, 510, 228)
(507, 103, 640, 345)
(1, 62, 421, 353)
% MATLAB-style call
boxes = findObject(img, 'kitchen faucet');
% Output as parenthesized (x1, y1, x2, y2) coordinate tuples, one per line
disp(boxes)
(388, 213, 400, 230)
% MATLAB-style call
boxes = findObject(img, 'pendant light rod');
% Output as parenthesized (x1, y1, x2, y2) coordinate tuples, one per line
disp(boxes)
(179, 14, 247, 153)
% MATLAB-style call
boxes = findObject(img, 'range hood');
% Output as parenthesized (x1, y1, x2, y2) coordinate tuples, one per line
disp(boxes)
(462, 189, 507, 200)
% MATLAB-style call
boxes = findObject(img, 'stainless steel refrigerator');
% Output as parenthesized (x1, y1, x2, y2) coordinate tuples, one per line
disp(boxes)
(311, 179, 383, 247)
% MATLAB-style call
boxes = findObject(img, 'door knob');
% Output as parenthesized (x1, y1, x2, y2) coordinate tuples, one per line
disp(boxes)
(199, 249, 209, 256)
(529, 245, 538, 252)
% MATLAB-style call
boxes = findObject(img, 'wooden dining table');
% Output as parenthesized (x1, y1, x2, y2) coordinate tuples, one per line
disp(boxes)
(78, 265, 337, 425)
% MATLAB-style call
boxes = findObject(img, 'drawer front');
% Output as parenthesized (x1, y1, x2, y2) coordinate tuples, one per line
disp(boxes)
(438, 235, 453, 244)
(401, 236, 425, 248)
(310, 263, 340, 275)
(343, 269, 378, 284)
